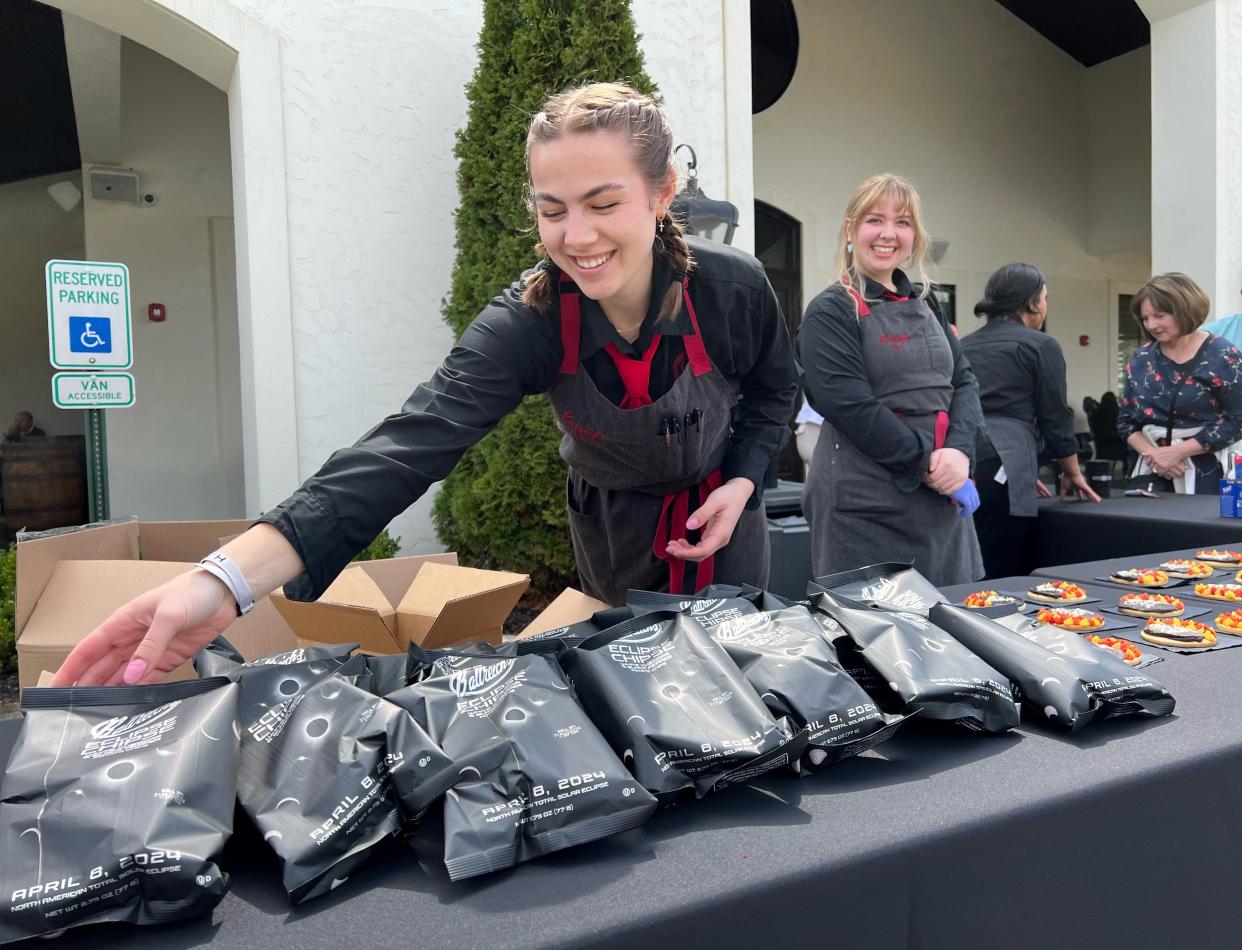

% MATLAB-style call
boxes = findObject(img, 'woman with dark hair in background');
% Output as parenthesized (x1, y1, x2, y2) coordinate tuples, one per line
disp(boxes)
(1118, 272, 1242, 492)
(961, 263, 1099, 579)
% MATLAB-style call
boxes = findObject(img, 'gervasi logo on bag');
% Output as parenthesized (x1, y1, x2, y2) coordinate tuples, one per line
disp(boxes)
(82, 701, 183, 759)
(449, 660, 516, 698)
(859, 579, 928, 613)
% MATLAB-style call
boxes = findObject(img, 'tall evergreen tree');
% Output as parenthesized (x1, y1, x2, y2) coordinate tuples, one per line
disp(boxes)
(434, 0, 657, 591)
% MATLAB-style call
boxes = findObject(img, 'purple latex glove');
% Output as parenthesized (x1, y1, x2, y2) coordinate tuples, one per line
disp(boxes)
(951, 479, 980, 517)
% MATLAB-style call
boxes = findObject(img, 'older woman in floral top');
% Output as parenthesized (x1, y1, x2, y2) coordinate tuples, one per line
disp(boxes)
(1117, 272, 1242, 493)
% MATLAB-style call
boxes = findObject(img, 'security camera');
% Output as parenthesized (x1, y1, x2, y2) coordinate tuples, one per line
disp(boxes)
(142, 193, 158, 206)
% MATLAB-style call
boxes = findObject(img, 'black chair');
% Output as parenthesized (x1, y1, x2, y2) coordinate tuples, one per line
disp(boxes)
(1084, 394, 1129, 477)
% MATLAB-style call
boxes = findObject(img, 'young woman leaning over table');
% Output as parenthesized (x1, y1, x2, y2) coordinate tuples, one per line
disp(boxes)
(1118, 273, 1242, 494)
(794, 173, 985, 587)
(52, 82, 798, 687)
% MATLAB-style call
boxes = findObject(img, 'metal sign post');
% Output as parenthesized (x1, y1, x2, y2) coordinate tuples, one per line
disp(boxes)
(84, 407, 109, 521)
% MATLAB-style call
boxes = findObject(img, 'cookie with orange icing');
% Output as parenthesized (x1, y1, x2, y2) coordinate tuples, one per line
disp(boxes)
(963, 590, 1022, 609)
(1141, 617, 1216, 649)
(1108, 568, 1169, 586)
(1214, 609, 1242, 635)
(1087, 635, 1142, 666)
(1035, 607, 1105, 630)
(1026, 580, 1088, 605)
(1158, 559, 1213, 579)
(1194, 549, 1242, 567)
(1116, 592, 1183, 619)
(1194, 582, 1242, 602)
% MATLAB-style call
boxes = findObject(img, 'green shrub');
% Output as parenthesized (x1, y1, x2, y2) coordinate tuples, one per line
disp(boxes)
(434, 0, 656, 594)
(0, 543, 15, 676)
(353, 529, 401, 562)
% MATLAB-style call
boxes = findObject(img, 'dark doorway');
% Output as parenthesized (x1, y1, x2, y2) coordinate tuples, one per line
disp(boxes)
(755, 201, 804, 481)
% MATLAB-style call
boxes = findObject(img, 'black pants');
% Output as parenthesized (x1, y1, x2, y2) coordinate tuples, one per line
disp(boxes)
(972, 455, 1036, 580)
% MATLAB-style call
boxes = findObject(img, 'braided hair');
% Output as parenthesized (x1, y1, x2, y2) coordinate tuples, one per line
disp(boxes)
(522, 82, 694, 323)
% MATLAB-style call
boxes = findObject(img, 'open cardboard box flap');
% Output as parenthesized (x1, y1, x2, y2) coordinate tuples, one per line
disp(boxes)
(274, 557, 527, 652)
(270, 554, 458, 654)
(399, 563, 529, 648)
(518, 587, 611, 637)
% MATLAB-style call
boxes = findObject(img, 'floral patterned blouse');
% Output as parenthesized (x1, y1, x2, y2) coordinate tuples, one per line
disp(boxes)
(1117, 334, 1242, 451)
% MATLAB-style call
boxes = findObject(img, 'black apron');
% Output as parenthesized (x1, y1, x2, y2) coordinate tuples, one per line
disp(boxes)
(802, 290, 983, 586)
(548, 278, 770, 605)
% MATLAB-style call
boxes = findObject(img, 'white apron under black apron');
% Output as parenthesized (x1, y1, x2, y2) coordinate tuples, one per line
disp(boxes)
(548, 277, 771, 605)
(802, 289, 983, 586)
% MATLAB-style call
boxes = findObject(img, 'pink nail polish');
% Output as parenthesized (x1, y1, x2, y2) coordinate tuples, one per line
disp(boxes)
(123, 659, 149, 684)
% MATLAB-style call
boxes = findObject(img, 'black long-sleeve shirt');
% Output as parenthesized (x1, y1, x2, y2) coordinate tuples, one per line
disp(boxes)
(794, 271, 983, 492)
(958, 315, 1078, 461)
(261, 237, 798, 600)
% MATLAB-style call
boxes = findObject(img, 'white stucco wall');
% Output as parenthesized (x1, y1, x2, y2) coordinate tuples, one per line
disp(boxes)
(753, 0, 1151, 425)
(83, 39, 240, 520)
(1143, 0, 1242, 314)
(0, 173, 85, 439)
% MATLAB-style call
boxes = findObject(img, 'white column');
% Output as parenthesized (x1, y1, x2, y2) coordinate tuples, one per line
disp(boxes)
(1140, 0, 1242, 314)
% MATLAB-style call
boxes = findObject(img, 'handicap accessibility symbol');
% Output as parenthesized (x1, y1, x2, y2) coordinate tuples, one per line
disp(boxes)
(68, 316, 112, 353)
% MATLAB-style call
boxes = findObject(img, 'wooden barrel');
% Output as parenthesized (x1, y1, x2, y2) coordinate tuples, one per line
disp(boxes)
(1, 436, 88, 535)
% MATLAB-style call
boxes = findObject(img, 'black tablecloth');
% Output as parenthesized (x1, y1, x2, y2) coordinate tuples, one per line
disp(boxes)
(1033, 493, 1242, 566)
(5, 590, 1242, 948)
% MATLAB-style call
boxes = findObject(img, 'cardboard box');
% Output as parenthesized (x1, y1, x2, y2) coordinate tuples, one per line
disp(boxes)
(14, 519, 295, 688)
(273, 556, 529, 653)
(518, 587, 611, 638)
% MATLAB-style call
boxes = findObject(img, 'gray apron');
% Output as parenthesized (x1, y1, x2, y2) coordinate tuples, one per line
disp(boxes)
(548, 278, 770, 605)
(802, 292, 983, 586)
(982, 415, 1040, 517)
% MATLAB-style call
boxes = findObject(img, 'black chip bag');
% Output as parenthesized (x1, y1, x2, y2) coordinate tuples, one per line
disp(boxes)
(387, 649, 657, 881)
(1, 679, 239, 946)
(235, 655, 456, 903)
(707, 606, 906, 767)
(559, 611, 806, 801)
(810, 562, 947, 616)
(970, 609, 1177, 726)
(515, 605, 636, 644)
(626, 590, 761, 627)
(810, 589, 1019, 733)
(192, 635, 357, 681)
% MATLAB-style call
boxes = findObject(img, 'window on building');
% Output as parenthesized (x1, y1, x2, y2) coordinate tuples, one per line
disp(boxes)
(1116, 293, 1143, 392)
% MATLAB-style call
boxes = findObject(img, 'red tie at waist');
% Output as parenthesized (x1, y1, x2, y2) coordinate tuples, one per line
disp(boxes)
(933, 410, 950, 451)
(893, 409, 951, 451)
(653, 469, 723, 594)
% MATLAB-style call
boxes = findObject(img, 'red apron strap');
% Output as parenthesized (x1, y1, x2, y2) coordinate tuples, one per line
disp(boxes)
(652, 468, 723, 594)
(558, 277, 581, 375)
(604, 335, 663, 409)
(846, 284, 871, 318)
(679, 280, 713, 377)
(933, 410, 950, 451)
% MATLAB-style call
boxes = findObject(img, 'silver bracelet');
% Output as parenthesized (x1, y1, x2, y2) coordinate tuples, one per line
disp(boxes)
(198, 551, 256, 616)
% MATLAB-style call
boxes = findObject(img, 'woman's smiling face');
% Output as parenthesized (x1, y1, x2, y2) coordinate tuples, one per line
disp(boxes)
(849, 200, 914, 284)
(529, 130, 675, 320)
